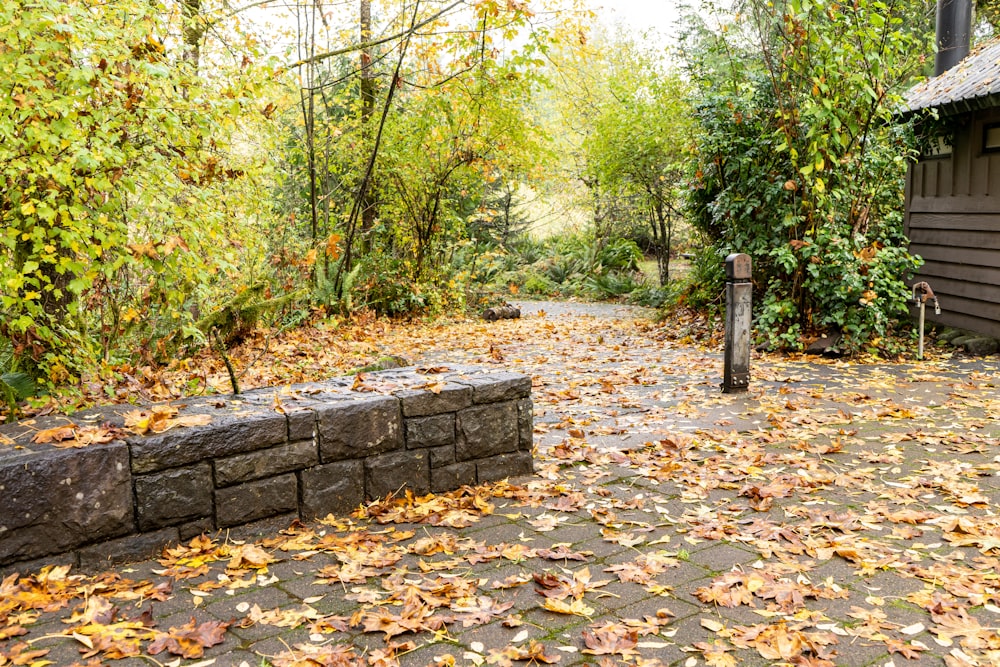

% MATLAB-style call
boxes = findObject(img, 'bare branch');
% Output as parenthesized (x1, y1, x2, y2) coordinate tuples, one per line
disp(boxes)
(287, 0, 466, 70)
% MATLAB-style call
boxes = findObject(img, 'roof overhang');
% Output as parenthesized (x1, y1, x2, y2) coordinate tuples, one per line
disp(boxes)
(901, 39, 1000, 120)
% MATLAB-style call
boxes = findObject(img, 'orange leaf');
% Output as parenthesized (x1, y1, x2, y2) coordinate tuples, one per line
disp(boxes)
(325, 233, 342, 259)
(32, 424, 77, 444)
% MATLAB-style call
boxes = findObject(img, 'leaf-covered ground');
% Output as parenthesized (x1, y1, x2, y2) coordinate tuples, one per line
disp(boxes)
(2, 300, 1000, 667)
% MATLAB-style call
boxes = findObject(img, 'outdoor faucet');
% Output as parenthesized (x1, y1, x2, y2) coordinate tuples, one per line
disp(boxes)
(912, 282, 941, 360)
(912, 281, 941, 315)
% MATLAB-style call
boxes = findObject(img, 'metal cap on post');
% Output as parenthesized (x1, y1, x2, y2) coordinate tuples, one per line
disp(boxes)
(725, 253, 752, 282)
(722, 253, 752, 393)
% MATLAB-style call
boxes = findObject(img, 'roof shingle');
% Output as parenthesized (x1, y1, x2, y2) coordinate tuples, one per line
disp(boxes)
(905, 39, 1000, 115)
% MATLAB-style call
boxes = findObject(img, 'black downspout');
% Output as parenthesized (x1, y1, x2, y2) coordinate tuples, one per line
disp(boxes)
(935, 0, 973, 75)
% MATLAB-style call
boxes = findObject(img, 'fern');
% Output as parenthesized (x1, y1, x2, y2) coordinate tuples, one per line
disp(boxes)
(1, 372, 36, 423)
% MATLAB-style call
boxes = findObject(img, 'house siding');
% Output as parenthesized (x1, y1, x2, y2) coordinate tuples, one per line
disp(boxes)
(905, 108, 1000, 338)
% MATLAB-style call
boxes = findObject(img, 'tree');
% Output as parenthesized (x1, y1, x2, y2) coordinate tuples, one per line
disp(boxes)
(683, 0, 931, 353)
(583, 34, 694, 285)
(280, 0, 554, 315)
(0, 0, 282, 380)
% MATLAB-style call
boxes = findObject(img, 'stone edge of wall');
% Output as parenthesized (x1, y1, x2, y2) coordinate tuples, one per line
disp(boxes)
(0, 366, 533, 574)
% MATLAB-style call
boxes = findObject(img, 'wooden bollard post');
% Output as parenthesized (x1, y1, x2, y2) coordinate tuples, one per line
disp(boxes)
(722, 253, 751, 393)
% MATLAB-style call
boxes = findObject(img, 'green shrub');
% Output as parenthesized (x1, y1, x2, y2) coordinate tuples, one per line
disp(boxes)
(585, 271, 643, 298)
(629, 284, 682, 308)
(679, 246, 726, 311)
(596, 239, 643, 272)
(523, 272, 559, 296)
(684, 0, 925, 352)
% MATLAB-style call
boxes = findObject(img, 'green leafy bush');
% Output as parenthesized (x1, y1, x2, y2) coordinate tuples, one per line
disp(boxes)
(523, 273, 559, 296)
(0, 0, 280, 381)
(596, 239, 643, 273)
(585, 271, 643, 298)
(684, 0, 926, 352)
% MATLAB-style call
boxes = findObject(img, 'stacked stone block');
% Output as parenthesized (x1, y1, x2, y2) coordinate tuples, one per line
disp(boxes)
(0, 367, 532, 572)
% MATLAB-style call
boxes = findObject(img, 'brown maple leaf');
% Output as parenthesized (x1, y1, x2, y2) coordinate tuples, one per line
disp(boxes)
(270, 642, 363, 666)
(534, 545, 591, 561)
(451, 596, 515, 627)
(581, 622, 639, 656)
(51, 424, 124, 449)
(931, 608, 992, 648)
(0, 642, 51, 666)
(885, 637, 927, 659)
(692, 641, 738, 667)
(729, 622, 838, 662)
(146, 617, 230, 659)
(31, 423, 77, 444)
(226, 543, 276, 571)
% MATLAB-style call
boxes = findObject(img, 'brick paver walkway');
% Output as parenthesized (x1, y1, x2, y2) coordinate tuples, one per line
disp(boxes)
(3, 301, 999, 666)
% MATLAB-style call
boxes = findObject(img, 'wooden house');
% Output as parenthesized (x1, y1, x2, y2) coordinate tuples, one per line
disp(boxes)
(904, 38, 1000, 338)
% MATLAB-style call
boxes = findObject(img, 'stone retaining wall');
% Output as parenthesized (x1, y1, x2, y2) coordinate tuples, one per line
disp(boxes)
(0, 367, 532, 573)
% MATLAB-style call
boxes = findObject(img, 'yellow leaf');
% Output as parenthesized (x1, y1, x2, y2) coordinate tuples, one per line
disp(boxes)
(541, 598, 593, 617)
(123, 410, 152, 435)
(701, 618, 725, 632)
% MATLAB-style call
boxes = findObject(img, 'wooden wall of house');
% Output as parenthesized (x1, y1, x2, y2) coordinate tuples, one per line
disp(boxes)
(905, 107, 1000, 338)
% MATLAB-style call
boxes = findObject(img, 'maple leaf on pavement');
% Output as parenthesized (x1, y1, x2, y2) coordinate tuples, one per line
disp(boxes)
(729, 622, 838, 663)
(146, 617, 230, 659)
(227, 543, 276, 570)
(620, 608, 675, 636)
(581, 622, 639, 656)
(63, 596, 117, 625)
(451, 596, 515, 627)
(487, 640, 561, 665)
(534, 545, 591, 561)
(692, 641, 738, 667)
(241, 603, 325, 629)
(541, 597, 594, 616)
(0, 642, 51, 666)
(931, 607, 993, 648)
(885, 637, 927, 659)
(270, 642, 363, 667)
(694, 571, 761, 608)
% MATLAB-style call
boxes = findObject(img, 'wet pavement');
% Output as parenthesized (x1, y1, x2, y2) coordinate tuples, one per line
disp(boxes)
(2, 301, 999, 666)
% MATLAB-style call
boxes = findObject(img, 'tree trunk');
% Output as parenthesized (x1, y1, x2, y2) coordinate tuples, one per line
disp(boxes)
(662, 209, 673, 285)
(359, 0, 377, 251)
(650, 198, 672, 286)
(181, 0, 203, 71)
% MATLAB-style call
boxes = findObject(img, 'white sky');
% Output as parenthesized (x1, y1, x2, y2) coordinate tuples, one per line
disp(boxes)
(591, 0, 690, 39)
(239, 0, 712, 63)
